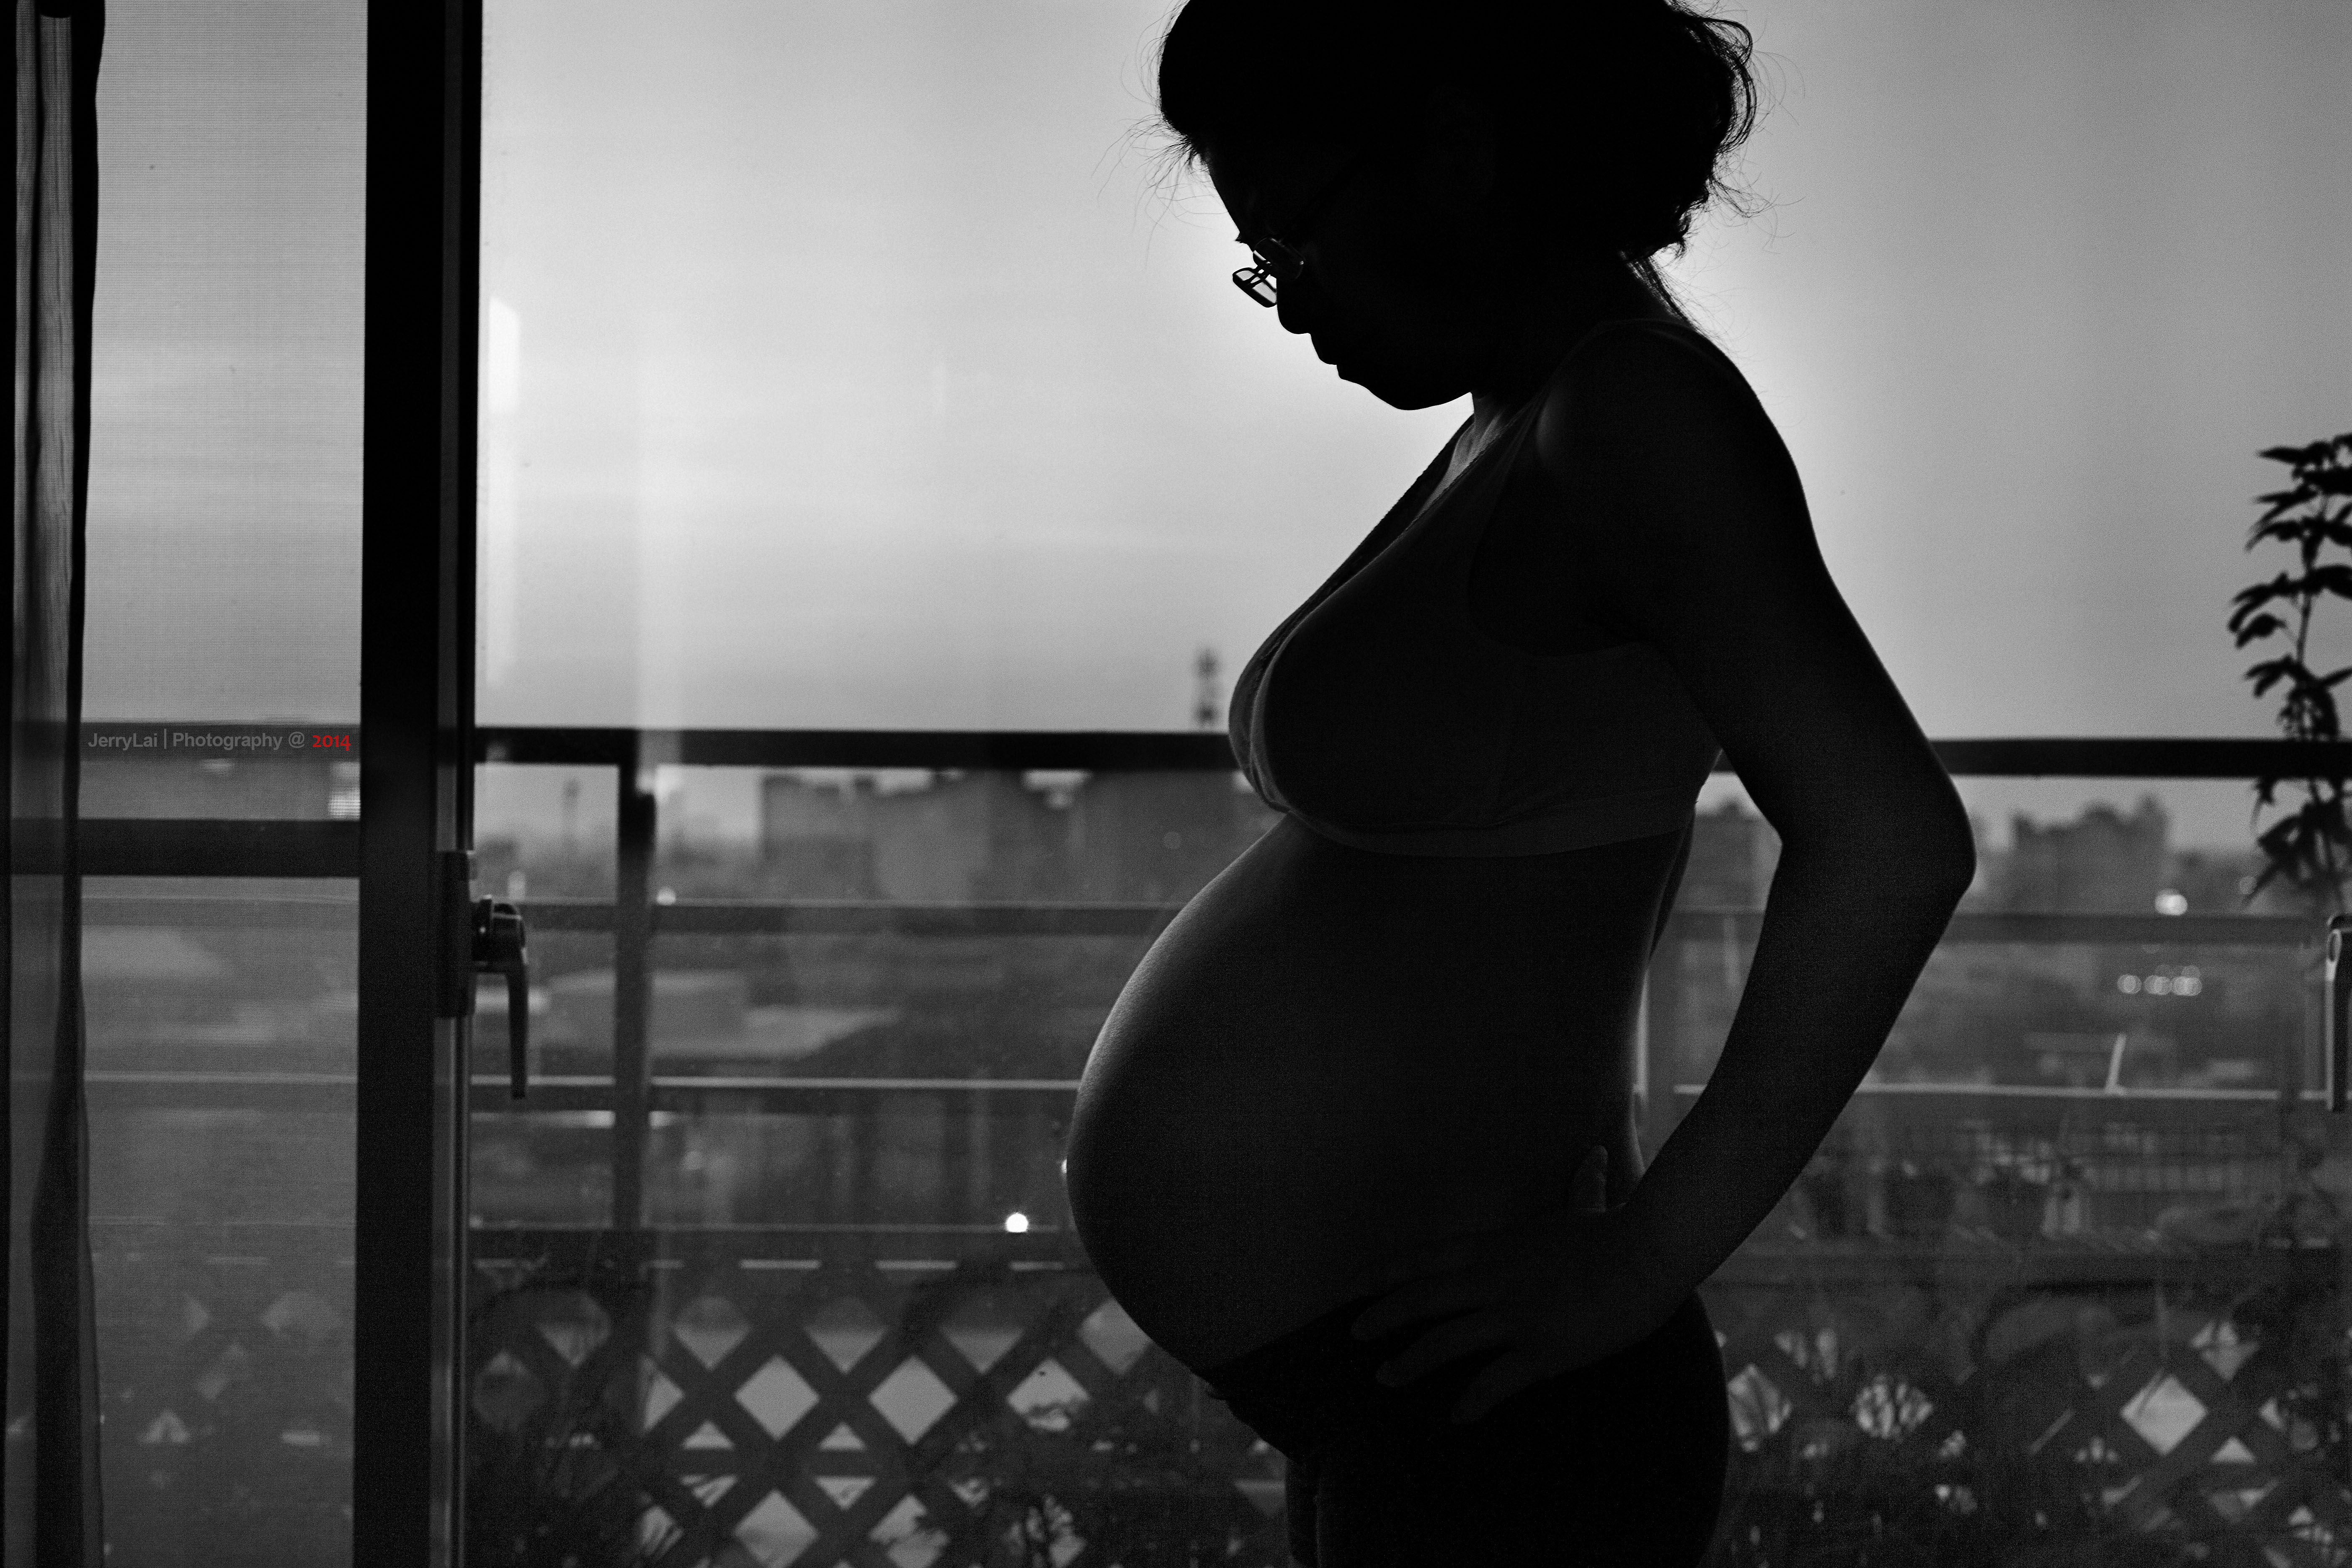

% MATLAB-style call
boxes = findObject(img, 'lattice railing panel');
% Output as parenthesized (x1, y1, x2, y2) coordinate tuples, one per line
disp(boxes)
(87, 1222, 2352, 1567)
(91, 1224, 354, 1568)
(467, 1235, 1287, 1568)
(467, 1231, 2352, 1568)
(1706, 1254, 2352, 1565)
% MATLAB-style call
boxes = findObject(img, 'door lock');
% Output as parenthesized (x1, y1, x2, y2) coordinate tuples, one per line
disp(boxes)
(474, 896, 530, 1099)
(438, 851, 533, 1098)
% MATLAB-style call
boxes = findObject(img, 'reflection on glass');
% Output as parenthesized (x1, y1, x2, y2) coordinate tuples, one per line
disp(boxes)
(469, 1112, 617, 1229)
(473, 765, 619, 901)
(84, 879, 357, 1566)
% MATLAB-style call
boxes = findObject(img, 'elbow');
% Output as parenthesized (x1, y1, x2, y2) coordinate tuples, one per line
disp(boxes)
(1856, 838, 1973, 913)
(1904, 794, 1977, 900)
(1925, 798, 1979, 903)
(1899, 810, 1978, 911)
(1924, 830, 1977, 909)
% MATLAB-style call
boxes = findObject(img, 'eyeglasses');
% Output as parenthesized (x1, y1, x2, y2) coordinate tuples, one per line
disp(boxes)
(1230, 154, 1369, 308)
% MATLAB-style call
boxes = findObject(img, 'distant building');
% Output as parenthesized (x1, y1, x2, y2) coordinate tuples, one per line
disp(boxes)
(1680, 800, 1778, 908)
(2000, 796, 2168, 913)
(758, 767, 1279, 905)
(759, 771, 1050, 900)
(1063, 771, 1273, 904)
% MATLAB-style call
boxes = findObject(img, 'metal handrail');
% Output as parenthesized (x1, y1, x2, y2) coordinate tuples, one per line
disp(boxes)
(72, 1070, 2333, 1117)
(80, 729, 2344, 1233)
(509, 897, 2310, 946)
(470, 727, 2352, 779)
(63, 729, 2352, 882)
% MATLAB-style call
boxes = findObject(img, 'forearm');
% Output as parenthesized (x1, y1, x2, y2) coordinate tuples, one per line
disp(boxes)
(1620, 844, 1969, 1300)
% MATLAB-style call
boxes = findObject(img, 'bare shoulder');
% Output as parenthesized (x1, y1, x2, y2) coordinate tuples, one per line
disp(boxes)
(1537, 318, 1784, 467)
(1527, 318, 1965, 864)
(1528, 316, 1811, 607)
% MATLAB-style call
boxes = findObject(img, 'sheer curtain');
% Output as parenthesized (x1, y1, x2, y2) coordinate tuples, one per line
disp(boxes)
(7, 0, 105, 1563)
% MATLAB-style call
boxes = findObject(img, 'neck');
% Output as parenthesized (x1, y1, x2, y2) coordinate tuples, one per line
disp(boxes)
(1465, 258, 1673, 433)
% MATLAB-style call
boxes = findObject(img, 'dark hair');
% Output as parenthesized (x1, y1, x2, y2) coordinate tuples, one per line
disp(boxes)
(1152, 0, 1762, 313)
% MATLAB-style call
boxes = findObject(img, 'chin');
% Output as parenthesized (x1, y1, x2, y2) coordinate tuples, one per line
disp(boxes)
(1325, 342, 1467, 410)
(1340, 362, 1462, 412)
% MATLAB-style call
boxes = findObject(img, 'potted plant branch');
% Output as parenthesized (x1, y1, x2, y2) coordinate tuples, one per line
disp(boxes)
(2228, 431, 2352, 913)
(467, 1271, 678, 1568)
(937, 1374, 1279, 1568)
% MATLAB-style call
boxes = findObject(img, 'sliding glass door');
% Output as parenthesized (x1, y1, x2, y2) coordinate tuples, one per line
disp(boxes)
(33, 1, 484, 1563)
(69, 3, 372, 1563)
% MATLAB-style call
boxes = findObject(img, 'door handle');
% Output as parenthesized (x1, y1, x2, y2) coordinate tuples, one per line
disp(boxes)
(473, 896, 530, 1099)
(2328, 915, 2351, 1113)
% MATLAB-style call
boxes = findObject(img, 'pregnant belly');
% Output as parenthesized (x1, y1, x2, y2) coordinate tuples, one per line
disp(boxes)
(1064, 815, 1679, 1370)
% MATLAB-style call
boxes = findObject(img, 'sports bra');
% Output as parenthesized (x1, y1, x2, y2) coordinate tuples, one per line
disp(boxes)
(1228, 316, 1725, 857)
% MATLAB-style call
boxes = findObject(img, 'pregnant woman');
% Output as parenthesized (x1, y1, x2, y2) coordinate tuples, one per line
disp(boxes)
(1066, 2, 1975, 1562)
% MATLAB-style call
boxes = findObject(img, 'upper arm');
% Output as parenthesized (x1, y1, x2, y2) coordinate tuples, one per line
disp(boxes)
(1533, 323, 1972, 879)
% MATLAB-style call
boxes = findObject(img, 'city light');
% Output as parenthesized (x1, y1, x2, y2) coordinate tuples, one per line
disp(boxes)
(1003, 1212, 1030, 1234)
(2116, 967, 2201, 997)
(2154, 889, 2188, 916)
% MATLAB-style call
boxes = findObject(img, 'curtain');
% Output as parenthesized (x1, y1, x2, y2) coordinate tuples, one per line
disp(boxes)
(6, 0, 104, 1563)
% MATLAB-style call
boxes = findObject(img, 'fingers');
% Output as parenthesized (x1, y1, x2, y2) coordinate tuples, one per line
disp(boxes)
(1350, 1269, 1503, 1342)
(1349, 1231, 1491, 1297)
(1574, 1145, 1608, 1212)
(1451, 1348, 1555, 1425)
(1375, 1310, 1509, 1388)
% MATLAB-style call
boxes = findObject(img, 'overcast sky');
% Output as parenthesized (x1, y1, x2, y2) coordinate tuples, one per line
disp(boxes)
(79, 0, 2352, 843)
(467, 0, 2350, 736)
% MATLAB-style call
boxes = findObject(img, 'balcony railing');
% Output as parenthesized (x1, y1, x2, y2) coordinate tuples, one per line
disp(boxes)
(80, 730, 2352, 1567)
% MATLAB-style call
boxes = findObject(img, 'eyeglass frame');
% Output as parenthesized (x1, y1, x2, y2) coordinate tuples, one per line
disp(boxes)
(1229, 152, 1373, 308)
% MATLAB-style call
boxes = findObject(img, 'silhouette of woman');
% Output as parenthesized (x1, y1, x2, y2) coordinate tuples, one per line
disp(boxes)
(1065, 3, 1976, 1561)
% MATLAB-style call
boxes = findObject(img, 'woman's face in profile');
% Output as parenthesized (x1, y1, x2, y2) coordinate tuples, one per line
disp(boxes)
(1204, 137, 1511, 412)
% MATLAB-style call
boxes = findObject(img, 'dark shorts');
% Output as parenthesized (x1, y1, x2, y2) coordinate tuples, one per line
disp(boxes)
(1198, 1291, 1730, 1567)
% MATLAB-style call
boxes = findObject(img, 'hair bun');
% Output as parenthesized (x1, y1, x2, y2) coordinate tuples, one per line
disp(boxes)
(1155, 0, 1762, 269)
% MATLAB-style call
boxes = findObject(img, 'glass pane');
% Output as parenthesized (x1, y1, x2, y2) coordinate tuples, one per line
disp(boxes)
(84, 1, 364, 742)
(1659, 775, 2337, 1558)
(469, 1, 2344, 739)
(70, 0, 368, 1561)
(1666, 2, 2347, 741)
(476, 0, 2351, 1563)
(467, 761, 1286, 1560)
(474, 0, 1461, 732)
(474, 766, 618, 903)
(86, 879, 358, 1565)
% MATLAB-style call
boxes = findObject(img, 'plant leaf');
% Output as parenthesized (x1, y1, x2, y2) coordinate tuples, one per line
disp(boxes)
(2233, 613, 2287, 648)
(2263, 441, 2336, 467)
(2231, 576, 2295, 615)
(2247, 658, 2303, 698)
(2256, 486, 2318, 519)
